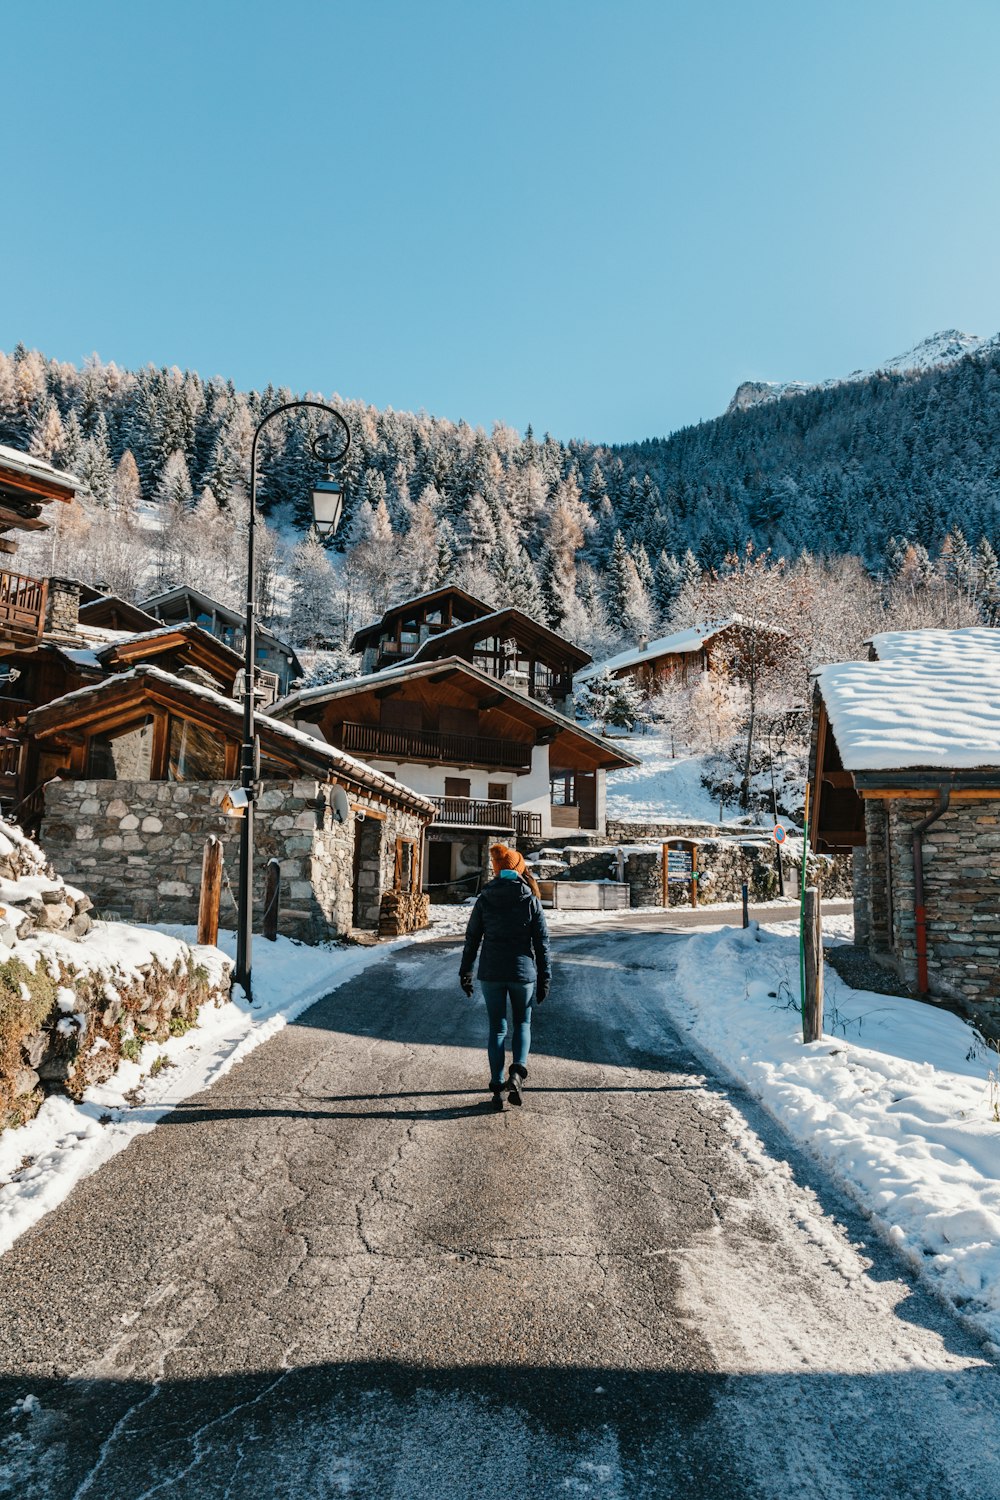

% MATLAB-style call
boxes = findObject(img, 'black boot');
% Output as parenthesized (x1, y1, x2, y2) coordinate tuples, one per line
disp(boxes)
(507, 1063, 527, 1106)
(490, 1085, 505, 1111)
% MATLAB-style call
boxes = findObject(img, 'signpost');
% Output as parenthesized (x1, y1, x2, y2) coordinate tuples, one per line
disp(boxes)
(772, 822, 786, 897)
(661, 839, 698, 908)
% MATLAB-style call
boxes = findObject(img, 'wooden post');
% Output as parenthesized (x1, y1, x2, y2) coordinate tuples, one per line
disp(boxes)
(197, 836, 223, 947)
(263, 857, 280, 942)
(803, 885, 823, 1043)
(742, 882, 749, 928)
(690, 842, 698, 908)
(661, 843, 668, 907)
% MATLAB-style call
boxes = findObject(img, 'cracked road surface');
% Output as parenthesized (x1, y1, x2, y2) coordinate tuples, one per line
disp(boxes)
(2, 927, 1000, 1498)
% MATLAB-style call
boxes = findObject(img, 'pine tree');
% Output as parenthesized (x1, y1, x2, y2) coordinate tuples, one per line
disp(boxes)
(157, 449, 194, 510)
(977, 537, 1000, 624)
(29, 398, 64, 462)
(79, 414, 114, 504)
(575, 668, 645, 732)
(653, 551, 683, 621)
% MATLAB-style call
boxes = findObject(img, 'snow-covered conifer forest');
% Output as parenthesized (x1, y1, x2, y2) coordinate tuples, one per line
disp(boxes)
(3, 340, 999, 716)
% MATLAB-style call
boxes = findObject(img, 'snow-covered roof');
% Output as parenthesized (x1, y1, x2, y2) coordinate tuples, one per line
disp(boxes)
(0, 443, 83, 493)
(815, 656, 1000, 772)
(273, 655, 640, 767)
(92, 621, 242, 663)
(26, 665, 437, 814)
(576, 617, 777, 683)
(867, 628, 1000, 666)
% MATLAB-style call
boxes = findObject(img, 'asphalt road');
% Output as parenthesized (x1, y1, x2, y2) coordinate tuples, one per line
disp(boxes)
(1, 926, 999, 1499)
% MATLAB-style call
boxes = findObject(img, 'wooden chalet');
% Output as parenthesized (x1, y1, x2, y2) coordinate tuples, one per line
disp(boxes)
(273, 657, 638, 895)
(808, 638, 1000, 1028)
(0, 624, 245, 814)
(22, 663, 435, 807)
(576, 616, 790, 693)
(0, 445, 82, 649)
(22, 665, 435, 940)
(139, 585, 302, 694)
(350, 586, 493, 673)
(406, 606, 591, 706)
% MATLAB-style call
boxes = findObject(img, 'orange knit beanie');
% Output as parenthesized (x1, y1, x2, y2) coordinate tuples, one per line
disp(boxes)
(490, 844, 523, 874)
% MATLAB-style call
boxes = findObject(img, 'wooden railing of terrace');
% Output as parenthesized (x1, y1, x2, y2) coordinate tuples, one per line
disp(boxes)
(0, 571, 47, 647)
(339, 721, 532, 771)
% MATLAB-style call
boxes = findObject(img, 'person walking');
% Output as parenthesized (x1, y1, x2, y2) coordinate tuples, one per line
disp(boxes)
(460, 844, 551, 1110)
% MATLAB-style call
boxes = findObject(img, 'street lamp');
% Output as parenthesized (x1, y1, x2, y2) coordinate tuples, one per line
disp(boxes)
(234, 399, 351, 1000)
(310, 478, 344, 539)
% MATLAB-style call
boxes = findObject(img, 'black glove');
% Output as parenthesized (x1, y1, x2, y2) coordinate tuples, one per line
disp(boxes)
(460, 972, 474, 997)
(536, 977, 549, 1005)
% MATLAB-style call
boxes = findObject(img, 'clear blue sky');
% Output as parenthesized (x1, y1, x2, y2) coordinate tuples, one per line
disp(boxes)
(4, 0, 999, 443)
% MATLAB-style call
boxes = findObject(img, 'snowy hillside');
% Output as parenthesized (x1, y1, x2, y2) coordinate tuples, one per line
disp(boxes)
(728, 328, 994, 412)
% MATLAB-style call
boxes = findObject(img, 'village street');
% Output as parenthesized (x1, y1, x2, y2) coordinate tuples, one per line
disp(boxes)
(2, 926, 1000, 1500)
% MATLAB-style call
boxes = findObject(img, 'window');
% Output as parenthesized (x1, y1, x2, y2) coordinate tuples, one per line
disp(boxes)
(444, 777, 471, 799)
(550, 772, 576, 807)
(488, 782, 510, 803)
(395, 837, 419, 892)
(168, 717, 226, 781)
(87, 718, 154, 780)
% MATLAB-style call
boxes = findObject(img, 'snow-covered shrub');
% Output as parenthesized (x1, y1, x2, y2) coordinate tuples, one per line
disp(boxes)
(576, 668, 646, 732)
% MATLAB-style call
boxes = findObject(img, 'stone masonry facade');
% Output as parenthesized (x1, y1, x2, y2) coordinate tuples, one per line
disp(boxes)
(857, 796, 1000, 1034)
(40, 779, 428, 944)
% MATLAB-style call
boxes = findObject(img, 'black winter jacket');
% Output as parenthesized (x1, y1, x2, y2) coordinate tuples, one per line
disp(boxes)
(460, 876, 551, 986)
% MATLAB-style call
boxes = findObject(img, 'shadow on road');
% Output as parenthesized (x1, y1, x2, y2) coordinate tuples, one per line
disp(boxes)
(2, 1358, 997, 1499)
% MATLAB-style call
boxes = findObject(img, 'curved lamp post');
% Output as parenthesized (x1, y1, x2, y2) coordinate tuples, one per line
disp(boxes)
(234, 399, 351, 999)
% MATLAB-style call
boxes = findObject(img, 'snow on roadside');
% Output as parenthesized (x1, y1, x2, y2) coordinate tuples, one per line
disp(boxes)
(666, 919, 1000, 1347)
(0, 930, 400, 1258)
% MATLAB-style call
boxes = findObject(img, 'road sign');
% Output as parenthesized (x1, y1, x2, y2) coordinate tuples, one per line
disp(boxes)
(667, 850, 692, 881)
(772, 824, 787, 845)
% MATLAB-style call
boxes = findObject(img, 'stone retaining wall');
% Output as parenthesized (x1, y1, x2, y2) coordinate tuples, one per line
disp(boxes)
(40, 780, 428, 943)
(539, 838, 850, 908)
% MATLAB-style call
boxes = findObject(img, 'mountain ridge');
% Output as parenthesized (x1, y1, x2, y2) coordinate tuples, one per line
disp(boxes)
(728, 329, 998, 413)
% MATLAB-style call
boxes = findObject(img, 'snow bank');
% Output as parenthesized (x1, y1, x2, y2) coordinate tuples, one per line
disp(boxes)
(666, 920, 1000, 1347)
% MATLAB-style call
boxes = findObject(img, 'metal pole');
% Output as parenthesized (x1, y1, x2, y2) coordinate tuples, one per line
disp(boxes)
(234, 433, 258, 999)
(232, 399, 351, 1002)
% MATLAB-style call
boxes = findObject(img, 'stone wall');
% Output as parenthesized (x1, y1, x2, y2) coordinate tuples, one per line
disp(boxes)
(40, 780, 429, 944)
(537, 838, 850, 909)
(875, 797, 1000, 1033)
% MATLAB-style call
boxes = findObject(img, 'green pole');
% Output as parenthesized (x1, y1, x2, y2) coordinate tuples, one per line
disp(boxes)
(799, 783, 810, 1029)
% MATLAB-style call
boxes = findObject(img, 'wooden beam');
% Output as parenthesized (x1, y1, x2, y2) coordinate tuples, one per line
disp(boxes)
(861, 788, 1000, 802)
(811, 701, 828, 851)
(820, 770, 854, 789)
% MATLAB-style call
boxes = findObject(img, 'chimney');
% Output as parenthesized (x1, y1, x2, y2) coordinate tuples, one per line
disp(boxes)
(638, 634, 649, 652)
(45, 577, 82, 638)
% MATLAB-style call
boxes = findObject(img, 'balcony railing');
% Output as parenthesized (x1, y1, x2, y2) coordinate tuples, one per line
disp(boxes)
(339, 721, 532, 770)
(428, 797, 543, 836)
(431, 796, 513, 827)
(0, 570, 46, 646)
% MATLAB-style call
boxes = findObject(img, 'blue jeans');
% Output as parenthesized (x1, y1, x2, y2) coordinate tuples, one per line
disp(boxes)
(480, 980, 534, 1087)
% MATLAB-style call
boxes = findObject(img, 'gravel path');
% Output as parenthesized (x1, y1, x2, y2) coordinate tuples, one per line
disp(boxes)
(1, 927, 998, 1498)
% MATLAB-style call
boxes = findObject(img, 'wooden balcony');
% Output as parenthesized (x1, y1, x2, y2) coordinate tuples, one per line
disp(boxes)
(0, 570, 46, 647)
(430, 796, 514, 828)
(339, 721, 533, 771)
